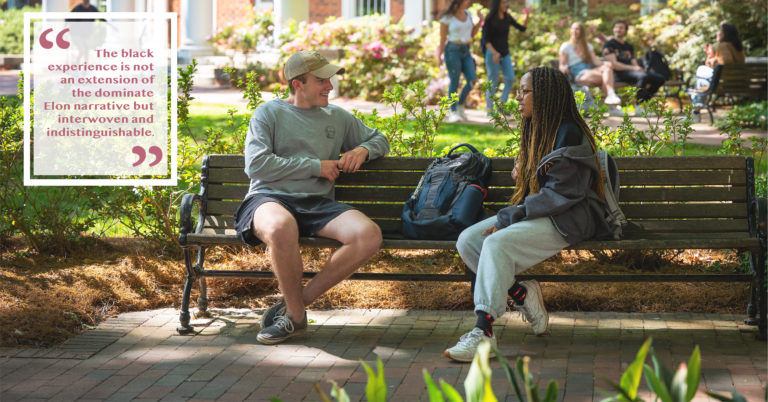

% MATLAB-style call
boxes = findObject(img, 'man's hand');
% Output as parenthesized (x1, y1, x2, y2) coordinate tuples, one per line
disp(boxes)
(492, 52, 501, 64)
(338, 146, 369, 174)
(320, 160, 340, 183)
(482, 225, 499, 236)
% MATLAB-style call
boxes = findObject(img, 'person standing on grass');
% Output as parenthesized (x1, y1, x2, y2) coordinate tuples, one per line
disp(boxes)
(445, 67, 615, 362)
(234, 50, 390, 345)
(436, 0, 482, 123)
(559, 22, 621, 105)
(480, 0, 529, 115)
(602, 20, 666, 111)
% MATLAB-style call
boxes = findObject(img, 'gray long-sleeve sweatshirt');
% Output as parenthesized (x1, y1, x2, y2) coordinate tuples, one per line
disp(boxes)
(244, 99, 390, 199)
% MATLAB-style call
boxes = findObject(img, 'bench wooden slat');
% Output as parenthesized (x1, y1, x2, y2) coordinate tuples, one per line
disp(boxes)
(206, 154, 748, 172)
(205, 185, 747, 205)
(619, 187, 746, 202)
(620, 170, 745, 186)
(620, 203, 745, 219)
(204, 198, 748, 220)
(185, 232, 760, 251)
(207, 166, 747, 185)
(614, 156, 745, 170)
(201, 215, 750, 234)
(625, 219, 748, 233)
(205, 154, 518, 170)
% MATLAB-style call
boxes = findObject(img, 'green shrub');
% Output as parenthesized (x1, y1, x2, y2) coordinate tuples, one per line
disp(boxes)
(0, 76, 107, 253)
(0, 6, 39, 54)
(280, 15, 437, 101)
(715, 101, 768, 130)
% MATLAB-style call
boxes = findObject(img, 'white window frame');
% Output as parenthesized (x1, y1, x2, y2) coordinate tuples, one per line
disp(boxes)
(341, 0, 390, 19)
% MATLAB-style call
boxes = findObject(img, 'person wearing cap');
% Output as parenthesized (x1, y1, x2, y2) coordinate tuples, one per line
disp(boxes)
(234, 50, 390, 345)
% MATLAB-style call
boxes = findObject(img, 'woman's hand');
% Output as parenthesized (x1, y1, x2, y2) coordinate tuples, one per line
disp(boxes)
(482, 225, 499, 236)
(705, 43, 714, 58)
(476, 9, 484, 21)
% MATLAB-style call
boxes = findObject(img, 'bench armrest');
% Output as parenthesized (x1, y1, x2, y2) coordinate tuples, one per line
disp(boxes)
(179, 193, 204, 246)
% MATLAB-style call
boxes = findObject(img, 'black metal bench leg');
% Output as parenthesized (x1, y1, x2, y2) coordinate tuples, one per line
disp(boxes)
(196, 277, 210, 318)
(177, 248, 196, 334)
(746, 251, 759, 325)
(755, 250, 767, 340)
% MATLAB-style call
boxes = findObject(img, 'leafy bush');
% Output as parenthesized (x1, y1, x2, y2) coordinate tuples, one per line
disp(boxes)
(0, 77, 107, 253)
(715, 101, 768, 130)
(209, 6, 277, 54)
(633, 0, 767, 74)
(280, 15, 437, 101)
(353, 82, 454, 157)
(0, 6, 39, 54)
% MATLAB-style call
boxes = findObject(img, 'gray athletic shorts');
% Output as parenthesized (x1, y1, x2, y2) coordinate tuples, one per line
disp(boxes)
(233, 193, 355, 247)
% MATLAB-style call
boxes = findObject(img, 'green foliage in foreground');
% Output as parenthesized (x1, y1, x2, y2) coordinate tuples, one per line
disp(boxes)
(271, 337, 748, 402)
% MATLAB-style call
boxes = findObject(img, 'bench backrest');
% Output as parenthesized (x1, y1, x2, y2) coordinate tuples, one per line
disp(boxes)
(711, 62, 768, 98)
(199, 155, 755, 239)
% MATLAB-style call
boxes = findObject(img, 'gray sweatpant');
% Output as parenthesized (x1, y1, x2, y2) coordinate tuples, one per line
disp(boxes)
(456, 216, 569, 318)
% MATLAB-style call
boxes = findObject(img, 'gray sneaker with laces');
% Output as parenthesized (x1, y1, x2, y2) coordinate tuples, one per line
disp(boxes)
(257, 312, 307, 345)
(443, 327, 497, 362)
(514, 280, 549, 335)
(260, 299, 286, 328)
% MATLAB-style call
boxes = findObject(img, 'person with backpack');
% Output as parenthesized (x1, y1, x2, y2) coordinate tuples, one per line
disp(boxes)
(479, 0, 530, 115)
(444, 67, 617, 362)
(602, 20, 666, 111)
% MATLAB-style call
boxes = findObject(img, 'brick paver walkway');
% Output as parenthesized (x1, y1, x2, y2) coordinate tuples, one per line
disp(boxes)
(1, 308, 765, 401)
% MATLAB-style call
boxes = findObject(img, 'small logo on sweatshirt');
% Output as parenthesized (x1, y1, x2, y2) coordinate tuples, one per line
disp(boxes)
(325, 126, 336, 138)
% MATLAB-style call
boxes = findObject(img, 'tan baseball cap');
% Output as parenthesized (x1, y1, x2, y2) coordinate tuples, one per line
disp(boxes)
(284, 50, 345, 82)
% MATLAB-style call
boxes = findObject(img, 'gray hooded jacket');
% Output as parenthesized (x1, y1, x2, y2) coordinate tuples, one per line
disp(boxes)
(495, 125, 612, 245)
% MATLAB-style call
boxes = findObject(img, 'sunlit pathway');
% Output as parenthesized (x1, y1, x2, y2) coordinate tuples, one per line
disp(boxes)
(1, 308, 765, 401)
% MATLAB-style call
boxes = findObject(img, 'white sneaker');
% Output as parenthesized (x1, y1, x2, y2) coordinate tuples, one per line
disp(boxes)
(515, 280, 549, 335)
(446, 110, 462, 123)
(604, 93, 621, 105)
(444, 327, 497, 362)
(456, 105, 468, 121)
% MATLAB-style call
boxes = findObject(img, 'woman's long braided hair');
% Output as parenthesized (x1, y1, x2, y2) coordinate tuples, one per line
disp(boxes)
(510, 66, 605, 205)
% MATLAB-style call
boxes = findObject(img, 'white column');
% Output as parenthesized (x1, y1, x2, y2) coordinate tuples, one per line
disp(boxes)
(274, 0, 308, 46)
(42, 0, 70, 12)
(403, 0, 430, 33)
(178, 0, 214, 63)
(107, 0, 135, 12)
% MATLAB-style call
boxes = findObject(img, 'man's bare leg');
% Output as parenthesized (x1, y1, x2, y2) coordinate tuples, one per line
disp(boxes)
(251, 202, 305, 320)
(304, 209, 383, 304)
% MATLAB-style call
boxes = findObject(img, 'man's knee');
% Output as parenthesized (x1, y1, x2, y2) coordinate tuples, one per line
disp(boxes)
(254, 213, 298, 246)
(354, 221, 383, 255)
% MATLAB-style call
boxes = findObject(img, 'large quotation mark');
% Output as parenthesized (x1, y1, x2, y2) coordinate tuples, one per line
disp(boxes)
(39, 28, 70, 49)
(132, 146, 163, 167)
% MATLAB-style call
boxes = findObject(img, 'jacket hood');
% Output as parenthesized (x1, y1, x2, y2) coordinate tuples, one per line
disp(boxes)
(538, 135, 600, 176)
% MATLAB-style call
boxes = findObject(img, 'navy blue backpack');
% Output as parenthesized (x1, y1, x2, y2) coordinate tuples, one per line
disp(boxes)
(400, 144, 492, 240)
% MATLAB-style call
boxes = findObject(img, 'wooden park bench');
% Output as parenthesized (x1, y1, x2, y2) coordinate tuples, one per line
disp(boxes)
(177, 154, 766, 339)
(685, 62, 768, 123)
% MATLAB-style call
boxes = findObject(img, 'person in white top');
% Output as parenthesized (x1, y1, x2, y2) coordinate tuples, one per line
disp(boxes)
(436, 0, 482, 122)
(558, 22, 621, 105)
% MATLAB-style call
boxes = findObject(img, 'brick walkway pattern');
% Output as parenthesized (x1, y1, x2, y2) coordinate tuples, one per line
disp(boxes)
(1, 308, 765, 401)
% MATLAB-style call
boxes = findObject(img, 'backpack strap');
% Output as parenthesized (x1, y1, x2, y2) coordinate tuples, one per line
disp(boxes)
(447, 143, 479, 155)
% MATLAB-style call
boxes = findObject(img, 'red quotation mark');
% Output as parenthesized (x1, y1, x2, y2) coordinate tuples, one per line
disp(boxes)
(132, 146, 163, 167)
(39, 28, 70, 49)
